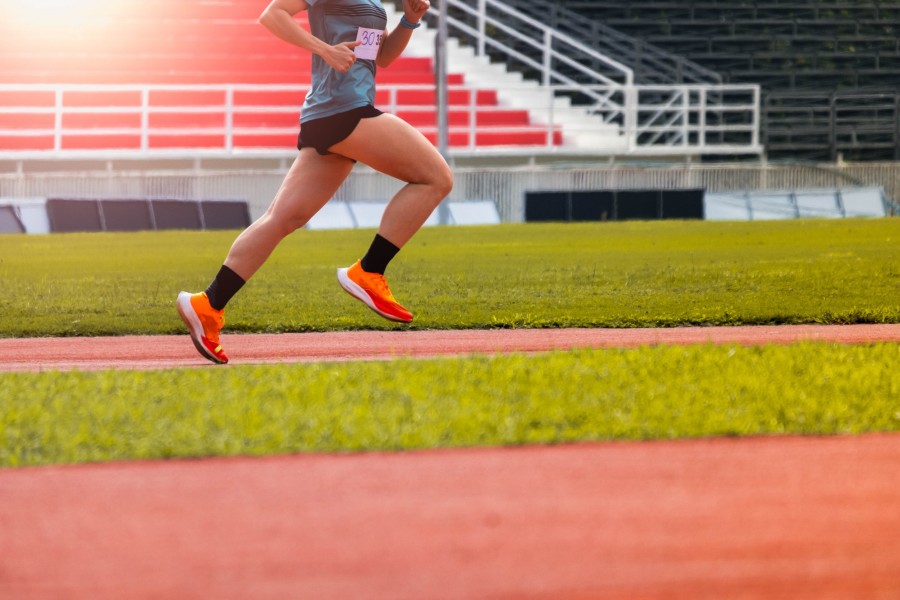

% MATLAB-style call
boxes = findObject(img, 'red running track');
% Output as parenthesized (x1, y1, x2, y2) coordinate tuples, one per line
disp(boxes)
(2, 325, 899, 598)
(2, 323, 900, 371)
(1, 435, 899, 599)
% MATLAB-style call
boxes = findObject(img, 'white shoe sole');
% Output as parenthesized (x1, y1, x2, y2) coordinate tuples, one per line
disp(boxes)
(176, 291, 226, 364)
(336, 268, 411, 323)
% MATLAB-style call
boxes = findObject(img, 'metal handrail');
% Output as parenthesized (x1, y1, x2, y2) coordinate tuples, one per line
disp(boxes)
(500, 0, 722, 85)
(437, 0, 633, 115)
(0, 82, 761, 157)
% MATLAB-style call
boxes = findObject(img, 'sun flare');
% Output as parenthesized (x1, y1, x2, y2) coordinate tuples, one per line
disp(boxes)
(2, 0, 134, 50)
(4, 0, 127, 30)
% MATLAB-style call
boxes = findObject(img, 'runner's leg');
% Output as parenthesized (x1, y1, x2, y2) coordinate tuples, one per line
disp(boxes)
(329, 113, 453, 248)
(223, 148, 356, 280)
(330, 113, 453, 323)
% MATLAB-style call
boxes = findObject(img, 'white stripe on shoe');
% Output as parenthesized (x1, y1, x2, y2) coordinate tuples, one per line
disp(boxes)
(337, 267, 408, 322)
(176, 291, 224, 364)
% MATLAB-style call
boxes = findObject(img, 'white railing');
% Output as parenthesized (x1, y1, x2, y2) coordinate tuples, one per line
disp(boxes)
(4, 164, 895, 225)
(498, 0, 722, 85)
(0, 83, 761, 157)
(623, 85, 762, 155)
(440, 0, 633, 119)
(447, 0, 634, 87)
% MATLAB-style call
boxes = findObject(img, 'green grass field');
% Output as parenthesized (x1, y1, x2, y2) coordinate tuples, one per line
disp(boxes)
(1, 219, 899, 467)
(1, 218, 899, 337)
(3, 343, 900, 467)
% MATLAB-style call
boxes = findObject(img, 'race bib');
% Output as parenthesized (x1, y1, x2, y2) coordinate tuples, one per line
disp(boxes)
(355, 27, 383, 60)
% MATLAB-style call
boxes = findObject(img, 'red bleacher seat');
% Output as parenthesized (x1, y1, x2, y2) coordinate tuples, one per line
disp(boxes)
(232, 113, 299, 128)
(63, 113, 142, 129)
(232, 134, 298, 148)
(419, 130, 563, 147)
(396, 110, 531, 127)
(146, 135, 226, 149)
(64, 135, 143, 151)
(0, 136, 56, 151)
(0, 114, 54, 130)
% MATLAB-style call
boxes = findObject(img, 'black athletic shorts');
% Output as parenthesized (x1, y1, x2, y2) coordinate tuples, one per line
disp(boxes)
(297, 105, 383, 156)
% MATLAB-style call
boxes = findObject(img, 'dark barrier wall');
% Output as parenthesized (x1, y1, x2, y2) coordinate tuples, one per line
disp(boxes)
(616, 191, 660, 220)
(47, 199, 104, 233)
(660, 190, 706, 219)
(46, 198, 251, 233)
(0, 206, 25, 233)
(152, 200, 204, 230)
(201, 200, 252, 230)
(100, 199, 154, 232)
(525, 190, 705, 222)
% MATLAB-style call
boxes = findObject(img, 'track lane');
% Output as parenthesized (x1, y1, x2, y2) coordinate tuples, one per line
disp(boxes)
(3, 326, 900, 597)
(2, 435, 899, 599)
(3, 323, 900, 371)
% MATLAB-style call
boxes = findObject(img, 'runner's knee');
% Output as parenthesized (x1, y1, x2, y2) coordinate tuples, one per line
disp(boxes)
(429, 163, 454, 199)
(262, 206, 310, 237)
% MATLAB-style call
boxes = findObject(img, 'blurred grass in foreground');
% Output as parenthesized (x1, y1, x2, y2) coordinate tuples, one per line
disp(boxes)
(2, 343, 900, 467)
(1, 218, 899, 336)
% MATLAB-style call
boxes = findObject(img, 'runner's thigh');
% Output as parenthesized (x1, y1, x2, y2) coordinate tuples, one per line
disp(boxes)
(268, 148, 355, 223)
(329, 113, 450, 185)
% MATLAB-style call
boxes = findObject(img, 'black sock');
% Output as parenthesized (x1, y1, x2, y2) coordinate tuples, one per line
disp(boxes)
(360, 234, 401, 275)
(205, 265, 246, 311)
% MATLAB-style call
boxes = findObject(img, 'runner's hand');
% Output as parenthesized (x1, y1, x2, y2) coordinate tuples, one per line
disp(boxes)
(323, 41, 362, 73)
(403, 0, 430, 23)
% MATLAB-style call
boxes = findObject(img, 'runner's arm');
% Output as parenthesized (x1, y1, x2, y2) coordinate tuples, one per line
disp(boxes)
(259, 0, 360, 73)
(377, 0, 430, 68)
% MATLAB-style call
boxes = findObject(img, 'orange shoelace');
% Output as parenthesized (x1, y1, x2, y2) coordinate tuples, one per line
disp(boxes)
(367, 273, 396, 302)
(202, 311, 225, 344)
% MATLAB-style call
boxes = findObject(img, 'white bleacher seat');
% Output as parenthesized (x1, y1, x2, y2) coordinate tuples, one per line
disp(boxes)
(704, 187, 889, 221)
(795, 191, 842, 218)
(305, 200, 489, 231)
(841, 188, 886, 217)
(704, 192, 751, 221)
(347, 202, 387, 229)
(748, 193, 798, 220)
(305, 201, 355, 230)
(448, 200, 501, 225)
(0, 198, 49, 234)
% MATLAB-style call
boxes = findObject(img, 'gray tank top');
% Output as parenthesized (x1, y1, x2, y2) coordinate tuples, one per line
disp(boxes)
(301, 0, 388, 123)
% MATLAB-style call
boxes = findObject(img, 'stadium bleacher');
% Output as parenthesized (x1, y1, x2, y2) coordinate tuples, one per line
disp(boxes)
(2, 0, 897, 228)
(0, 0, 560, 152)
(513, 0, 900, 161)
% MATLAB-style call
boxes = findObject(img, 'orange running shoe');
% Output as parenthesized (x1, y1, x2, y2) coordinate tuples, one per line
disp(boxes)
(336, 260, 413, 323)
(176, 291, 229, 364)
